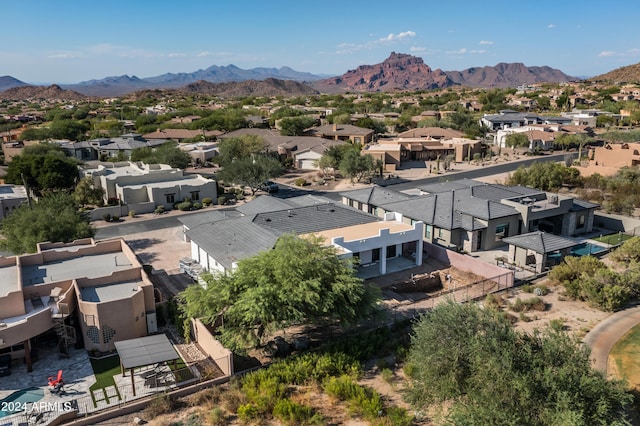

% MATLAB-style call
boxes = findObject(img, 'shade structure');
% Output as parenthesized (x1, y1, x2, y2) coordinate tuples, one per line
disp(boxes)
(114, 334, 179, 370)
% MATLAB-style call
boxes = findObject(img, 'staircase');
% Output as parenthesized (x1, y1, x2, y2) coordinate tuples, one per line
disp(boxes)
(52, 303, 76, 357)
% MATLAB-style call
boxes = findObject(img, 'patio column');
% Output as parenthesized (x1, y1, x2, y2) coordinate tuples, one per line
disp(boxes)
(131, 368, 136, 396)
(415, 238, 423, 265)
(24, 339, 32, 373)
(380, 246, 387, 275)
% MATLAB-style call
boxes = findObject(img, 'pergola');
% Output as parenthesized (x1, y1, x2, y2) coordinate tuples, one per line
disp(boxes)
(114, 334, 180, 396)
(503, 231, 581, 273)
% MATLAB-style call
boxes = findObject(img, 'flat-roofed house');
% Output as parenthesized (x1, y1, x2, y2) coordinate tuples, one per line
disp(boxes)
(0, 239, 157, 371)
(80, 161, 218, 211)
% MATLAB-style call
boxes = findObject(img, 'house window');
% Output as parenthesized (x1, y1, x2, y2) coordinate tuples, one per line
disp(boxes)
(86, 326, 100, 344)
(354, 137, 362, 144)
(577, 215, 586, 229)
(438, 228, 444, 239)
(165, 194, 175, 204)
(425, 225, 432, 239)
(495, 223, 510, 241)
(102, 325, 116, 343)
(190, 191, 200, 201)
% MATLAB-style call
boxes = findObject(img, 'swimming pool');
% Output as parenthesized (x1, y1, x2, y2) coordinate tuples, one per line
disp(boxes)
(0, 387, 44, 418)
(570, 242, 608, 257)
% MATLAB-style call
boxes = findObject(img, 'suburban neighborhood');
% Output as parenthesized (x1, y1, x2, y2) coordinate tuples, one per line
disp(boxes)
(2, 24, 640, 423)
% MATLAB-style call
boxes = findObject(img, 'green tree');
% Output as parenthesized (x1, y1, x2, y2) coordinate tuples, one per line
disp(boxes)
(178, 234, 380, 350)
(5, 143, 79, 193)
(217, 135, 268, 166)
(340, 149, 374, 183)
(505, 132, 530, 149)
(73, 176, 105, 207)
(316, 144, 352, 175)
(278, 116, 317, 136)
(130, 141, 192, 169)
(406, 300, 631, 425)
(217, 154, 284, 194)
(0, 193, 95, 254)
(507, 162, 582, 191)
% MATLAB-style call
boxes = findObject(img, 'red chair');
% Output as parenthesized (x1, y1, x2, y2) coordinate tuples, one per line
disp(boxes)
(48, 369, 63, 387)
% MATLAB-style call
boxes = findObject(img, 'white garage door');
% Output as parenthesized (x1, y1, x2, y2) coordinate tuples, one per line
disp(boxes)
(298, 159, 317, 170)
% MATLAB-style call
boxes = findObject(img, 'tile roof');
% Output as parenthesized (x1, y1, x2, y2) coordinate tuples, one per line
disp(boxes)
(339, 186, 413, 205)
(503, 231, 580, 254)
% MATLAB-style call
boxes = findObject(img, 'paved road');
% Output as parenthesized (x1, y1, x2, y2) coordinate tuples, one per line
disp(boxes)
(378, 151, 578, 192)
(583, 304, 640, 374)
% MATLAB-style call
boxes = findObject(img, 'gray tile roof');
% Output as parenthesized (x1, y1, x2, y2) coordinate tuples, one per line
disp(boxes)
(178, 210, 243, 229)
(503, 232, 580, 254)
(253, 203, 378, 235)
(340, 186, 413, 205)
(185, 217, 281, 271)
(418, 179, 485, 194)
(237, 194, 337, 215)
(187, 195, 378, 270)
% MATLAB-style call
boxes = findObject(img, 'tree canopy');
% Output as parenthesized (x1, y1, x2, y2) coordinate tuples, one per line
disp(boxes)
(278, 116, 317, 136)
(217, 154, 284, 194)
(0, 193, 95, 255)
(216, 135, 268, 166)
(505, 132, 530, 149)
(130, 141, 192, 169)
(5, 143, 80, 193)
(339, 147, 375, 183)
(507, 162, 581, 191)
(178, 234, 380, 351)
(406, 300, 632, 425)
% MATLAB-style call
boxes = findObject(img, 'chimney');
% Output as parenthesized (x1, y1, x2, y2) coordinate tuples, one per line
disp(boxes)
(332, 123, 337, 132)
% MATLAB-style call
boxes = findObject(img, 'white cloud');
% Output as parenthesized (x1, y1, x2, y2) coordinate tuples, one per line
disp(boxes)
(547, 24, 557, 28)
(410, 46, 427, 53)
(446, 48, 486, 55)
(379, 31, 416, 42)
(479, 40, 494, 45)
(598, 48, 640, 57)
(336, 31, 417, 54)
(167, 52, 186, 58)
(47, 52, 82, 59)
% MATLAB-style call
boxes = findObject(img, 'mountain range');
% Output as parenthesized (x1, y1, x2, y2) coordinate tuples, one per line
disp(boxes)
(0, 53, 585, 98)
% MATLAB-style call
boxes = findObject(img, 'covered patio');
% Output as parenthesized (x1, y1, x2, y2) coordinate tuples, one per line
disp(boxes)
(503, 231, 581, 273)
(114, 334, 180, 396)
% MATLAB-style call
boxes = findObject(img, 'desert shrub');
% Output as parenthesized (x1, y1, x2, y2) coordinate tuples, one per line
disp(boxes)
(294, 177, 307, 187)
(144, 393, 174, 417)
(272, 398, 318, 425)
(111, 215, 119, 222)
(484, 293, 501, 310)
(510, 297, 546, 313)
(193, 202, 202, 210)
(102, 213, 111, 222)
(520, 284, 533, 293)
(384, 406, 414, 426)
(217, 196, 227, 205)
(237, 403, 259, 423)
(128, 210, 136, 218)
(402, 363, 416, 378)
(549, 318, 565, 332)
(177, 201, 192, 211)
(519, 313, 531, 322)
(202, 197, 213, 206)
(154, 205, 165, 214)
(381, 368, 394, 384)
(534, 284, 549, 296)
(610, 236, 640, 264)
(207, 407, 227, 426)
(220, 387, 246, 413)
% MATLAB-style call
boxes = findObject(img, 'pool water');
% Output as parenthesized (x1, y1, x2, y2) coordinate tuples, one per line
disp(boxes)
(0, 387, 44, 417)
(570, 242, 607, 257)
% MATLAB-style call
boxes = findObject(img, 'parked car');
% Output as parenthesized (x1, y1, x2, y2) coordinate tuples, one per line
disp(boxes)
(261, 180, 279, 193)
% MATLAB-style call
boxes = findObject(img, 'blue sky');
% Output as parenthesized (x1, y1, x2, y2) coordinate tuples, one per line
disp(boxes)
(2, 0, 639, 84)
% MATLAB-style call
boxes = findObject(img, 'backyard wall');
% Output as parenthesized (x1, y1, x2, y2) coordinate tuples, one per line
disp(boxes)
(594, 212, 640, 234)
(424, 242, 514, 287)
(191, 318, 234, 376)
